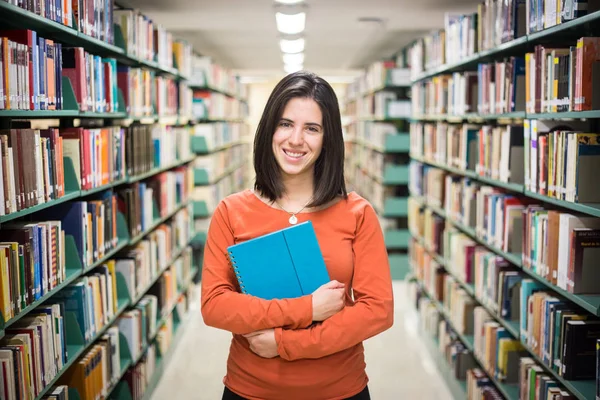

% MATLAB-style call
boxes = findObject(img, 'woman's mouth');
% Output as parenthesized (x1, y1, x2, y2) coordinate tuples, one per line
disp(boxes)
(283, 149, 306, 159)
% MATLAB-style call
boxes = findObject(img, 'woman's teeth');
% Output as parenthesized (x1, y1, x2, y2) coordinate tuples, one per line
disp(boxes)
(284, 149, 305, 158)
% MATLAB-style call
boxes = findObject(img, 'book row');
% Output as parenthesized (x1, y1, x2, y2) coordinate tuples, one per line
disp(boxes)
(114, 8, 193, 73)
(191, 90, 249, 121)
(408, 0, 599, 78)
(191, 122, 249, 151)
(0, 200, 192, 324)
(0, 29, 194, 115)
(409, 120, 600, 204)
(110, 66, 191, 118)
(123, 124, 192, 178)
(189, 56, 248, 101)
(192, 166, 248, 217)
(4, 0, 196, 76)
(344, 60, 410, 101)
(0, 259, 192, 400)
(346, 90, 411, 121)
(344, 145, 399, 212)
(410, 255, 585, 399)
(118, 178, 192, 240)
(410, 163, 600, 294)
(0, 124, 193, 217)
(343, 120, 406, 151)
(4, 0, 116, 44)
(192, 143, 249, 180)
(411, 226, 600, 396)
(121, 290, 191, 400)
(413, 37, 600, 118)
(0, 32, 64, 111)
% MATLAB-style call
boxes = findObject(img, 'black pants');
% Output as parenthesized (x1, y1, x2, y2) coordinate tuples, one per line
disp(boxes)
(222, 386, 371, 400)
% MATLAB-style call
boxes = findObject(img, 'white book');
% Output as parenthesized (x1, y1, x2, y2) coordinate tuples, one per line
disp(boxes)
(99, 344, 108, 396)
(98, 273, 109, 324)
(116, 259, 136, 300)
(106, 327, 121, 383)
(105, 271, 114, 319)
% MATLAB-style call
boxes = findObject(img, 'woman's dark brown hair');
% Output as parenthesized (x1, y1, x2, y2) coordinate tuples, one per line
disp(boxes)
(253, 71, 347, 207)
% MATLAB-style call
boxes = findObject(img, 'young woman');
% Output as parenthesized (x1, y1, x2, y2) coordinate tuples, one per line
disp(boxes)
(201, 71, 394, 400)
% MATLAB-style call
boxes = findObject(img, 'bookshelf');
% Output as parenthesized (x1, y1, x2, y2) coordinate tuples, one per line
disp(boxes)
(343, 59, 412, 280)
(186, 57, 251, 280)
(0, 1, 206, 399)
(408, 5, 600, 399)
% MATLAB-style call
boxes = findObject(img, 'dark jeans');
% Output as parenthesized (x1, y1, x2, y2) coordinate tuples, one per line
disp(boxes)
(222, 386, 371, 400)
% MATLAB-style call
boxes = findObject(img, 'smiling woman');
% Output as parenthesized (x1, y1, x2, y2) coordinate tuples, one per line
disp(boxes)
(200, 71, 394, 400)
(271, 98, 324, 184)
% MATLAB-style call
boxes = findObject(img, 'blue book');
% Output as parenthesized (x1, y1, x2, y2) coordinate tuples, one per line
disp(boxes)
(227, 221, 330, 300)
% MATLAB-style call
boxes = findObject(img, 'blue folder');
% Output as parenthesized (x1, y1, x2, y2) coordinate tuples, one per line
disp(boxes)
(227, 221, 330, 300)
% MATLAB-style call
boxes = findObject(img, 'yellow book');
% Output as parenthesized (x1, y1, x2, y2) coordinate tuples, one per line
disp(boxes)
(6, 243, 20, 313)
(106, 260, 118, 314)
(497, 338, 524, 379)
(86, 212, 93, 266)
(553, 56, 559, 113)
(0, 248, 11, 321)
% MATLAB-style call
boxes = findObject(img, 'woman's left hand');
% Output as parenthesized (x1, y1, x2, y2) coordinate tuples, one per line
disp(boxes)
(244, 329, 279, 358)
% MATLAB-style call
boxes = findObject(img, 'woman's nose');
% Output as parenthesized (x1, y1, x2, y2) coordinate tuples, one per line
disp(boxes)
(288, 127, 303, 145)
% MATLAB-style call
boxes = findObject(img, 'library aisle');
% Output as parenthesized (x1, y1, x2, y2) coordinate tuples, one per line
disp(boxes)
(6, 0, 600, 398)
(150, 282, 454, 400)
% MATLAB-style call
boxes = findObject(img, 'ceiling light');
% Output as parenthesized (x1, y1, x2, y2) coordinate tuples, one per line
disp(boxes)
(276, 12, 306, 35)
(283, 52, 304, 65)
(284, 64, 303, 74)
(280, 38, 305, 54)
(275, 0, 304, 4)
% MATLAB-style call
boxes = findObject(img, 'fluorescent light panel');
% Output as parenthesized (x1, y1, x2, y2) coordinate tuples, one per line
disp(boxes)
(280, 38, 305, 54)
(283, 52, 304, 65)
(276, 12, 306, 34)
(275, 0, 304, 4)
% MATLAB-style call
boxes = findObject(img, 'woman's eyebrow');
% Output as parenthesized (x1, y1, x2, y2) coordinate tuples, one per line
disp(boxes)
(280, 118, 322, 129)
(305, 122, 322, 129)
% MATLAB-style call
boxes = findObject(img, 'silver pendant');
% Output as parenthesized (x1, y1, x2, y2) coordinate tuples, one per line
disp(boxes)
(289, 214, 298, 225)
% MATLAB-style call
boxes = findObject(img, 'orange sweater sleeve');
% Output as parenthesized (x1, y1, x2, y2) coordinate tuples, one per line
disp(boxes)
(201, 201, 314, 335)
(274, 204, 394, 361)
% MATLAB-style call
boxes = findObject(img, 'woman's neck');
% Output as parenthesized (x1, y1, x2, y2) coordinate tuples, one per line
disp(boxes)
(280, 172, 314, 209)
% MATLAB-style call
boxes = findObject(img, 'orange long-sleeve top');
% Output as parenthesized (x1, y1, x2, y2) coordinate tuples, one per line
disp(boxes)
(201, 189, 394, 400)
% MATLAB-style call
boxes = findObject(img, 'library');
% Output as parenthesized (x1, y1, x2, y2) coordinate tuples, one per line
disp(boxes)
(1, 0, 600, 399)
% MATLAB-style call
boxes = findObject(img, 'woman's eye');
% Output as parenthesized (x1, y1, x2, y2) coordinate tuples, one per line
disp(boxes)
(307, 126, 320, 133)
(279, 122, 291, 128)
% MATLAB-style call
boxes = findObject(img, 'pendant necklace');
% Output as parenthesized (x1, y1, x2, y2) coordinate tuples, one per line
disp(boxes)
(275, 197, 313, 225)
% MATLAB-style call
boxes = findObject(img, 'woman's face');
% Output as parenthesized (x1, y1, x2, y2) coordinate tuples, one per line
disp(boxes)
(272, 97, 324, 179)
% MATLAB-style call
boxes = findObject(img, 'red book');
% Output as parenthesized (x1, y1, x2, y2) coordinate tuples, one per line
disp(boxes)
(0, 30, 36, 110)
(60, 128, 90, 190)
(103, 62, 112, 113)
(62, 47, 87, 111)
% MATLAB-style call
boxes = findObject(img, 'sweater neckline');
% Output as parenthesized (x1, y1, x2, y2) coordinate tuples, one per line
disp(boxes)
(245, 189, 350, 216)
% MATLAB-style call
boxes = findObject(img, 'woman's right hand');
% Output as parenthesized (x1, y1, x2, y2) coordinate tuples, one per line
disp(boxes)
(311, 280, 346, 321)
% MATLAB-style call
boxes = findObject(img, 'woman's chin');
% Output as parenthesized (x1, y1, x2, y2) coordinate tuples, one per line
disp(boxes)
(279, 164, 310, 177)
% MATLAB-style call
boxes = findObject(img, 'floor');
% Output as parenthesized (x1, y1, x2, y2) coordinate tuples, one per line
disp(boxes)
(151, 281, 454, 400)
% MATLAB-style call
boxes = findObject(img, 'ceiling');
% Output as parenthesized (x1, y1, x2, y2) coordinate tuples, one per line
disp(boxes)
(117, 0, 481, 80)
